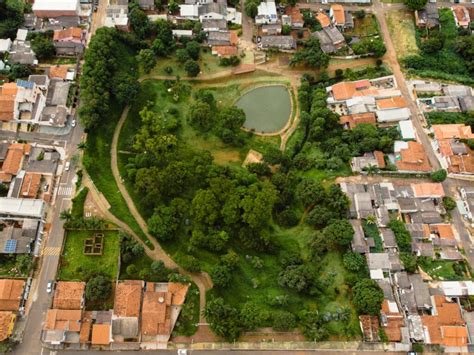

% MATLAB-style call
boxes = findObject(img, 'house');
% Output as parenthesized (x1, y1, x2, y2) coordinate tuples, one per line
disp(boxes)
(0, 198, 45, 219)
(380, 228, 397, 249)
(398, 120, 416, 141)
(201, 19, 227, 32)
(433, 124, 474, 141)
(52, 282, 86, 310)
(359, 315, 380, 342)
(255, 0, 277, 24)
(261, 23, 282, 35)
(92, 323, 111, 347)
(105, 0, 130, 32)
(313, 27, 346, 54)
(141, 282, 189, 349)
(0, 83, 18, 123)
(351, 151, 385, 173)
(433, 124, 474, 174)
(8, 29, 37, 66)
(137, 0, 155, 10)
(411, 182, 445, 199)
(421, 295, 468, 351)
(367, 253, 390, 272)
(376, 108, 410, 123)
(376, 96, 407, 110)
(350, 219, 370, 254)
(380, 300, 405, 342)
(439, 281, 474, 297)
(329, 4, 345, 30)
(199, 2, 227, 21)
(459, 96, 474, 113)
(0, 311, 16, 342)
(339, 112, 376, 129)
(0, 279, 25, 311)
(0, 219, 41, 254)
(179, 4, 199, 20)
(315, 11, 331, 28)
(452, 5, 470, 29)
(409, 274, 432, 310)
(259, 36, 296, 51)
(42, 309, 82, 347)
(48, 65, 76, 81)
(172, 30, 194, 39)
(0, 39, 12, 53)
(415, 5, 440, 29)
(285, 7, 304, 28)
(53, 27, 85, 56)
(33, 0, 80, 17)
(326, 76, 400, 103)
(207, 31, 233, 46)
(111, 280, 143, 344)
(211, 45, 238, 58)
(394, 141, 431, 172)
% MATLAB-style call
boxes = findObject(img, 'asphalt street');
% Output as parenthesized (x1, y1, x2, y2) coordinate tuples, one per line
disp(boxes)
(54, 350, 406, 355)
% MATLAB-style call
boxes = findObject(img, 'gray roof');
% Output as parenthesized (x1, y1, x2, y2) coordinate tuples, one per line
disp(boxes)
(394, 271, 411, 289)
(432, 237, 456, 247)
(397, 197, 417, 213)
(408, 274, 432, 310)
(199, 2, 227, 16)
(380, 228, 396, 248)
(350, 219, 369, 254)
(28, 75, 48, 86)
(260, 35, 296, 50)
(420, 211, 443, 224)
(354, 192, 374, 219)
(0, 143, 9, 161)
(459, 95, 474, 113)
(406, 223, 426, 240)
(399, 289, 417, 314)
(112, 317, 139, 339)
(201, 18, 227, 30)
(416, 5, 440, 28)
(388, 253, 403, 271)
(27, 156, 59, 175)
(412, 241, 435, 257)
(0, 225, 35, 254)
(366, 253, 390, 270)
(40, 105, 68, 127)
(0, 198, 45, 219)
(47, 80, 71, 106)
(8, 41, 37, 65)
(313, 27, 345, 53)
(439, 248, 463, 260)
(207, 30, 231, 46)
(376, 279, 395, 301)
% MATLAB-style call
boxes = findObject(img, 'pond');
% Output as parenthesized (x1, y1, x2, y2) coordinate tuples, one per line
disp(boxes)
(235, 85, 292, 134)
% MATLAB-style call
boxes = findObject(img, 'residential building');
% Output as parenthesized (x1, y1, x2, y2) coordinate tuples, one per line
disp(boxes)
(53, 282, 86, 310)
(53, 27, 85, 56)
(42, 309, 82, 347)
(256, 0, 277, 24)
(459, 96, 474, 113)
(411, 182, 445, 199)
(452, 5, 470, 29)
(376, 108, 411, 123)
(202, 18, 227, 32)
(398, 120, 416, 141)
(315, 11, 331, 28)
(258, 36, 296, 51)
(261, 23, 282, 35)
(433, 124, 474, 174)
(33, 0, 80, 17)
(351, 151, 385, 173)
(415, 5, 440, 28)
(0, 279, 25, 311)
(111, 280, 143, 344)
(285, 7, 304, 28)
(0, 39, 12, 53)
(207, 31, 234, 46)
(380, 299, 405, 342)
(211, 45, 238, 57)
(0, 198, 46, 219)
(313, 26, 346, 54)
(394, 141, 431, 172)
(0, 219, 42, 254)
(0, 311, 16, 342)
(339, 112, 377, 129)
(329, 4, 352, 31)
(137, 0, 155, 10)
(350, 219, 371, 254)
(8, 29, 37, 66)
(141, 282, 189, 349)
(48, 65, 76, 81)
(105, 0, 130, 32)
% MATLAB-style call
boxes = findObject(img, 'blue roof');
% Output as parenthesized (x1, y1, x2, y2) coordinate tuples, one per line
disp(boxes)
(3, 239, 17, 253)
(16, 79, 34, 89)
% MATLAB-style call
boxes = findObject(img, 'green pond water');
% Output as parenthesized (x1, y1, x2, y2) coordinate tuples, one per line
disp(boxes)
(235, 85, 291, 133)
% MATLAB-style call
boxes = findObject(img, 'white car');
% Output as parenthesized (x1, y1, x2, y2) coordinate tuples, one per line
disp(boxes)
(65, 161, 70, 171)
(177, 350, 187, 355)
(71, 119, 76, 127)
(46, 281, 54, 293)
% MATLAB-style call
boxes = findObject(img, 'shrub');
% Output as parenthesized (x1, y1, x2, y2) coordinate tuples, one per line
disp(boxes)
(443, 196, 456, 211)
(430, 169, 447, 182)
(272, 311, 297, 331)
(352, 279, 384, 315)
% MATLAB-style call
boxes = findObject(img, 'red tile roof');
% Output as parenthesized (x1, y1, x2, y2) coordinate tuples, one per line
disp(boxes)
(0, 280, 25, 311)
(396, 141, 431, 172)
(53, 27, 83, 41)
(114, 280, 143, 318)
(53, 281, 85, 310)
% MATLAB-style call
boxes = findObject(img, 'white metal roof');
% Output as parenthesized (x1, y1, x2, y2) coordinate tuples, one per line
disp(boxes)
(0, 38, 12, 53)
(440, 281, 474, 297)
(33, 0, 79, 11)
(257, 1, 276, 17)
(180, 4, 199, 17)
(376, 108, 411, 123)
(394, 140, 409, 153)
(0, 198, 45, 219)
(16, 29, 28, 42)
(399, 120, 416, 140)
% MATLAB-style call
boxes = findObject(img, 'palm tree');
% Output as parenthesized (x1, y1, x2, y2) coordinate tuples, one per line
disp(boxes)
(366, 215, 377, 225)
(59, 209, 72, 222)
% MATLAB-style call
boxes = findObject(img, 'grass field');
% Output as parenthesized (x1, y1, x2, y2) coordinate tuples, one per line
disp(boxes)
(418, 258, 468, 281)
(386, 10, 419, 58)
(59, 230, 120, 281)
(347, 15, 380, 38)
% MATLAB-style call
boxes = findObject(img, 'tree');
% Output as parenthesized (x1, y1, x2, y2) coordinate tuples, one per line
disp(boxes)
(150, 260, 170, 280)
(400, 252, 417, 273)
(59, 209, 72, 222)
(176, 48, 190, 63)
(388, 219, 412, 253)
(289, 37, 330, 68)
(296, 179, 326, 208)
(30, 34, 55, 59)
(343, 252, 367, 273)
(240, 182, 277, 230)
(86, 275, 112, 302)
(323, 219, 354, 249)
(352, 279, 384, 315)
(278, 265, 313, 293)
(299, 310, 328, 341)
(351, 38, 386, 58)
(0, 0, 25, 39)
(217, 106, 246, 132)
(443, 196, 456, 211)
(112, 74, 140, 105)
(272, 311, 297, 331)
(403, 0, 428, 11)
(148, 205, 180, 241)
(168, 0, 179, 14)
(137, 49, 156, 74)
(188, 101, 214, 131)
(240, 302, 264, 330)
(204, 297, 242, 340)
(184, 59, 200, 77)
(126, 264, 137, 275)
(211, 264, 232, 288)
(7, 63, 31, 81)
(177, 254, 201, 272)
(430, 169, 447, 182)
(282, 24, 292, 35)
(129, 7, 150, 38)
(186, 41, 201, 60)
(306, 207, 338, 228)
(244, 0, 259, 18)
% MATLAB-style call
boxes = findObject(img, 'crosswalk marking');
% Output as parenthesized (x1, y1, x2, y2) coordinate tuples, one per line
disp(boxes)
(58, 186, 73, 196)
(42, 247, 61, 256)
(85, 211, 92, 218)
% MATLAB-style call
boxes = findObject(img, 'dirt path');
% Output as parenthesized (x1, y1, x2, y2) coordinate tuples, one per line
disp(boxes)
(110, 106, 213, 322)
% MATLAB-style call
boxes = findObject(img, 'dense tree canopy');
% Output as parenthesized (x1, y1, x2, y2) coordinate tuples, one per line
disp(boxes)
(352, 279, 384, 315)
(403, 0, 427, 11)
(290, 37, 330, 68)
(86, 275, 112, 302)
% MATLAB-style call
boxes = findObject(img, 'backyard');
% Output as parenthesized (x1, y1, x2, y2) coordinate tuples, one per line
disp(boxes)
(386, 10, 419, 58)
(58, 230, 120, 281)
(418, 257, 469, 281)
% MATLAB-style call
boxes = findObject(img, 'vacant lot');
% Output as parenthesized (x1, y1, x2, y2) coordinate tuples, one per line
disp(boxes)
(59, 230, 120, 281)
(348, 14, 380, 38)
(386, 10, 419, 58)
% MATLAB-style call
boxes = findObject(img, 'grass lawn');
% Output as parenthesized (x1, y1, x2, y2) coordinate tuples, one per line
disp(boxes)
(146, 50, 227, 77)
(173, 282, 200, 336)
(0, 255, 25, 278)
(71, 187, 89, 219)
(347, 15, 380, 38)
(59, 230, 120, 281)
(386, 10, 419, 58)
(418, 258, 468, 281)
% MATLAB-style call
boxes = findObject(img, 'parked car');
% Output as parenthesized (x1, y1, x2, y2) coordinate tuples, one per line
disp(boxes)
(46, 281, 54, 293)
(65, 161, 70, 171)
(71, 119, 76, 127)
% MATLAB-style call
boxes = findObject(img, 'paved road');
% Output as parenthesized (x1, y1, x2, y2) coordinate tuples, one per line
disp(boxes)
(13, 122, 84, 355)
(54, 350, 406, 355)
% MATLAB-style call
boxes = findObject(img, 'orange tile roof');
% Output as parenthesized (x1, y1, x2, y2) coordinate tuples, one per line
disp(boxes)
(331, 80, 374, 101)
(438, 140, 453, 157)
(212, 45, 238, 58)
(114, 280, 143, 318)
(433, 124, 474, 141)
(376, 96, 407, 109)
(0, 83, 18, 122)
(412, 183, 445, 198)
(49, 65, 71, 79)
(44, 309, 82, 332)
(79, 312, 92, 344)
(0, 311, 15, 342)
(430, 224, 455, 240)
(449, 154, 474, 174)
(452, 5, 470, 26)
(91, 324, 111, 345)
(331, 4, 345, 25)
(434, 295, 464, 326)
(442, 326, 468, 347)
(315, 12, 331, 28)
(396, 141, 431, 172)
(0, 173, 12, 183)
(168, 282, 189, 305)
(423, 315, 442, 344)
(20, 172, 42, 199)
(285, 7, 304, 23)
(339, 112, 377, 129)
(0, 279, 25, 311)
(53, 281, 85, 310)
(2, 143, 30, 176)
(229, 30, 238, 46)
(374, 151, 386, 169)
(53, 27, 83, 41)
